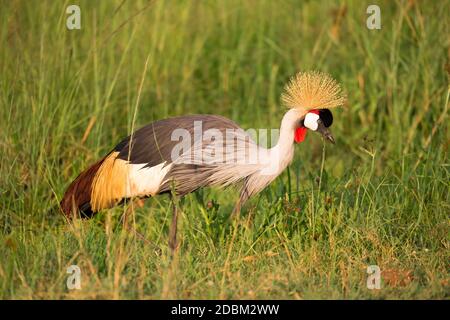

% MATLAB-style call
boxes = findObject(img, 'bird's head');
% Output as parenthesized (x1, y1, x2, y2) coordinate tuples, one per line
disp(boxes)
(296, 108, 335, 144)
(281, 71, 346, 144)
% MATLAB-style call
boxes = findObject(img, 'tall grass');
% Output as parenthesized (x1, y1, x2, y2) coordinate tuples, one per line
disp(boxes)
(0, 0, 448, 299)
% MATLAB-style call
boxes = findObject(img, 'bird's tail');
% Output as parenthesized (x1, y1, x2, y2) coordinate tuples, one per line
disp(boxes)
(60, 156, 106, 218)
(60, 152, 123, 218)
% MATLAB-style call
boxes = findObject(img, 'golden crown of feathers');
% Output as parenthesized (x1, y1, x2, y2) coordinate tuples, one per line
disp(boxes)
(282, 71, 346, 111)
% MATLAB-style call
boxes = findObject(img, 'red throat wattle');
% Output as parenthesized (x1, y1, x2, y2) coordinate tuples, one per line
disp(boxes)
(294, 127, 307, 143)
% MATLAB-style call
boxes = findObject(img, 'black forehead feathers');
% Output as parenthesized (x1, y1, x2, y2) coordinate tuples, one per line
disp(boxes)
(319, 109, 333, 127)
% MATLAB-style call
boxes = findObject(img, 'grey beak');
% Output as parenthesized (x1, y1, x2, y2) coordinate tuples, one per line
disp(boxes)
(317, 120, 335, 144)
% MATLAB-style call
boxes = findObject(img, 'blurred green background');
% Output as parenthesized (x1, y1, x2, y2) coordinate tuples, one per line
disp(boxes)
(0, 0, 448, 299)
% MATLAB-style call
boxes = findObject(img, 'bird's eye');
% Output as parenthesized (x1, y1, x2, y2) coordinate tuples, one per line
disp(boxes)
(304, 112, 320, 131)
(319, 109, 333, 127)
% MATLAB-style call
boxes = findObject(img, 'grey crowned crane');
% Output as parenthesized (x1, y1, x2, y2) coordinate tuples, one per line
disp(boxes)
(60, 71, 346, 250)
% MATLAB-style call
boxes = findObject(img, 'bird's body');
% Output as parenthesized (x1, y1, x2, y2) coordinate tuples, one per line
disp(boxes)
(60, 111, 301, 217)
(60, 70, 346, 249)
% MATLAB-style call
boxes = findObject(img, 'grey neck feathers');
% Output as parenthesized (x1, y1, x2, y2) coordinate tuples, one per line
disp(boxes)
(266, 109, 305, 176)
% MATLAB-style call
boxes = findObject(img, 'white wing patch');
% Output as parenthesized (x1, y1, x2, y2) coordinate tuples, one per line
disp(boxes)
(124, 161, 173, 198)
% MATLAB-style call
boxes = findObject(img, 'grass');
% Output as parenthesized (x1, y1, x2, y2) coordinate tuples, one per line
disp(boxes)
(0, 0, 449, 299)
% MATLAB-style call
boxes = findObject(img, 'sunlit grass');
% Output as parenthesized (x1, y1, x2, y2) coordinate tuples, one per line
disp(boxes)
(0, 0, 448, 299)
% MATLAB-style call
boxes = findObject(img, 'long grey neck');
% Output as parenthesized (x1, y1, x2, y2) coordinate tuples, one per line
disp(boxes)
(263, 109, 305, 176)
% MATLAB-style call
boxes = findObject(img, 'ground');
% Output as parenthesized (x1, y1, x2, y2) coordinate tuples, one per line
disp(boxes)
(0, 0, 449, 299)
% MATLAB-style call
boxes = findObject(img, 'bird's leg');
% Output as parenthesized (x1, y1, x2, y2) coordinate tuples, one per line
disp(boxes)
(123, 198, 147, 227)
(231, 199, 241, 218)
(231, 186, 249, 219)
(168, 197, 179, 253)
(122, 198, 161, 253)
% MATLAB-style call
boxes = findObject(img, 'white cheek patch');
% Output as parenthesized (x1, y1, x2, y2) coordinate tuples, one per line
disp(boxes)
(304, 113, 320, 131)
